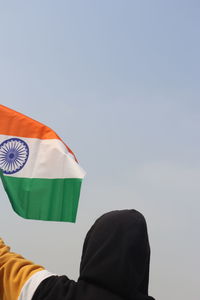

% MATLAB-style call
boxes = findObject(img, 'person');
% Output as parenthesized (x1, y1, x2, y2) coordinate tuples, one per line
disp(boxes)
(0, 209, 155, 300)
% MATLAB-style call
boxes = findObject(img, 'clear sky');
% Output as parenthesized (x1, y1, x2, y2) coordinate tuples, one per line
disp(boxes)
(0, 1, 200, 299)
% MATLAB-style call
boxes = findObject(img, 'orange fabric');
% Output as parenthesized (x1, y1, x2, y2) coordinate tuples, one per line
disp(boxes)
(0, 238, 44, 300)
(0, 105, 77, 161)
(0, 105, 60, 139)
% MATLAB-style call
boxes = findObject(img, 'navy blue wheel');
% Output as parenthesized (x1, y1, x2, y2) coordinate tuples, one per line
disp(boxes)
(0, 138, 29, 174)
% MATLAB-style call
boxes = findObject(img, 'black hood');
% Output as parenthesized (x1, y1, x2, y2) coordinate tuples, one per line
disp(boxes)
(78, 210, 155, 300)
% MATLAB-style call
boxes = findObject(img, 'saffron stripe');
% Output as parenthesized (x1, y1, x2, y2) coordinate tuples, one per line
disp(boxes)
(0, 105, 76, 159)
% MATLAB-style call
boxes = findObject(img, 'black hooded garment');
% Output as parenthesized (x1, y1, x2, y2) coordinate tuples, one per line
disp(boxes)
(32, 210, 155, 300)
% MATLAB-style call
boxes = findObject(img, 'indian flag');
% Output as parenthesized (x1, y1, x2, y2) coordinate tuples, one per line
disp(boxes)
(0, 105, 86, 222)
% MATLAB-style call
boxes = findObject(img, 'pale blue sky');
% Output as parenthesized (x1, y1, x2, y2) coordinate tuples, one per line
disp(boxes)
(0, 1, 200, 299)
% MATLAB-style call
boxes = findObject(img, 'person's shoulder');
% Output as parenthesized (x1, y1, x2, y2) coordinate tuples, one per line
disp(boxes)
(75, 280, 124, 300)
(31, 274, 75, 300)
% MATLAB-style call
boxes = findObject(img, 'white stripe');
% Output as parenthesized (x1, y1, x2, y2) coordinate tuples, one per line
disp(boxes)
(0, 135, 86, 179)
(18, 270, 55, 300)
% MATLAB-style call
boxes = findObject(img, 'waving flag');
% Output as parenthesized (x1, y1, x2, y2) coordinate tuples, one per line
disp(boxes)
(0, 105, 86, 222)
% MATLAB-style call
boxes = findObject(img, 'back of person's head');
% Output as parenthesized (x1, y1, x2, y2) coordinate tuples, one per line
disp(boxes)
(78, 209, 155, 300)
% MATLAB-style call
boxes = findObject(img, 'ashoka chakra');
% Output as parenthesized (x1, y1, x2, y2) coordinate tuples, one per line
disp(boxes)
(0, 138, 29, 174)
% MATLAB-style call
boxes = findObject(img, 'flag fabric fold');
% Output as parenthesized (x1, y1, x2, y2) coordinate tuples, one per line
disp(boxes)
(0, 105, 86, 222)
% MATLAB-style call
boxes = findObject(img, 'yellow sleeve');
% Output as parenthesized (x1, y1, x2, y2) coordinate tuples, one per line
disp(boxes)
(0, 238, 44, 300)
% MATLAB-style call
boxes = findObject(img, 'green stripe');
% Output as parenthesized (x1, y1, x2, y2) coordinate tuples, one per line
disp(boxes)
(0, 173, 82, 222)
